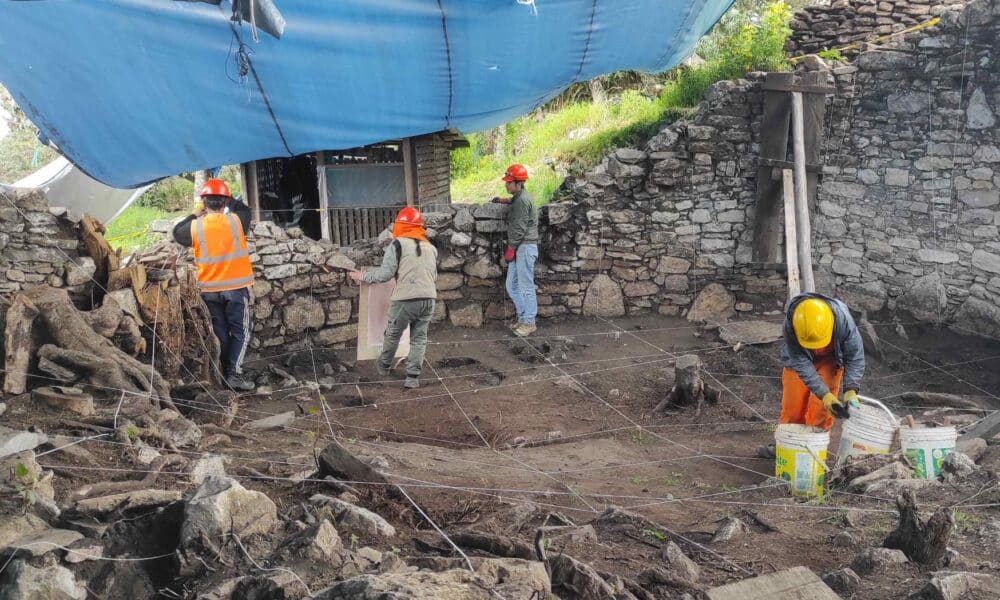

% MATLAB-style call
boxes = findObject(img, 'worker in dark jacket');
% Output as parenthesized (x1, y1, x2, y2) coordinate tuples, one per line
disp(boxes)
(172, 179, 255, 392)
(759, 293, 865, 458)
(491, 164, 539, 337)
(349, 206, 438, 389)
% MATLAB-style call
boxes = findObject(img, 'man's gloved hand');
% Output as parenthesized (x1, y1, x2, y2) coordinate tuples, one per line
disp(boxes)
(491, 196, 511, 205)
(843, 389, 860, 409)
(822, 392, 850, 419)
(503, 246, 516, 263)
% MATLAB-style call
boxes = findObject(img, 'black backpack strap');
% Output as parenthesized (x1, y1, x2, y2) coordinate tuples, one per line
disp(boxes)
(392, 239, 403, 278)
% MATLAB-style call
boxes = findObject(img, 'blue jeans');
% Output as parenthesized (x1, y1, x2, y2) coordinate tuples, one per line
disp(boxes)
(202, 288, 252, 377)
(505, 243, 538, 325)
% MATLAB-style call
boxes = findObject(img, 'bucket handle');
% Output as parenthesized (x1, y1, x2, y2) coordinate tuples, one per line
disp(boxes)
(857, 395, 899, 426)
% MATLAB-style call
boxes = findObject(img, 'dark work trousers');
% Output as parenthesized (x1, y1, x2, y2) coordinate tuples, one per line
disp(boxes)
(201, 287, 252, 377)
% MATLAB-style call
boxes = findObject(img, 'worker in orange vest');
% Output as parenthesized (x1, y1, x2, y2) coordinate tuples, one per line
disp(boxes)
(758, 294, 865, 458)
(172, 178, 256, 391)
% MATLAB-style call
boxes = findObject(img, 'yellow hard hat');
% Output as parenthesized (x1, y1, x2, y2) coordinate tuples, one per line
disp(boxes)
(792, 298, 834, 350)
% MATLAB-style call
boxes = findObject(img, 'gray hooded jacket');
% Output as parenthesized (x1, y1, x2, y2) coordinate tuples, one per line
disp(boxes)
(780, 292, 865, 399)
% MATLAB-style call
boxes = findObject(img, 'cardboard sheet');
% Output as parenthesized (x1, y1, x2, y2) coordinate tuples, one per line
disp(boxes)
(357, 279, 409, 361)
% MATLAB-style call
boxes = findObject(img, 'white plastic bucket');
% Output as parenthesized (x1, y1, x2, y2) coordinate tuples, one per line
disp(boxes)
(836, 405, 897, 465)
(775, 424, 830, 497)
(900, 426, 957, 479)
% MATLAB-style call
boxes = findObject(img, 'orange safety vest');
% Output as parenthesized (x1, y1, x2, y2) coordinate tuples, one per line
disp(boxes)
(191, 212, 255, 292)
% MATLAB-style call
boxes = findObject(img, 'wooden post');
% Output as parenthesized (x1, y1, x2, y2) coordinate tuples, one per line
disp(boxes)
(782, 169, 801, 300)
(243, 161, 261, 223)
(791, 92, 815, 293)
(751, 72, 793, 263)
(402, 138, 416, 206)
(317, 163, 331, 242)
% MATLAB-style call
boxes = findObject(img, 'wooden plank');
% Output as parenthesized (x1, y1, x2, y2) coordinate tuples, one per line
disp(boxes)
(801, 71, 828, 212)
(362, 208, 371, 240)
(759, 81, 836, 94)
(751, 72, 793, 263)
(331, 210, 341, 246)
(782, 169, 801, 301)
(758, 157, 823, 173)
(402, 138, 416, 206)
(706, 567, 840, 600)
(791, 92, 816, 293)
(317, 165, 331, 243)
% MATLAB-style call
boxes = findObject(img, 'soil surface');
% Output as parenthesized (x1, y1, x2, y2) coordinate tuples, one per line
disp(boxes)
(8, 313, 1000, 598)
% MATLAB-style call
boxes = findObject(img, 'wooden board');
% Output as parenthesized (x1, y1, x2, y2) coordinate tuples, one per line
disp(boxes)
(752, 72, 793, 263)
(357, 277, 410, 362)
(706, 567, 840, 600)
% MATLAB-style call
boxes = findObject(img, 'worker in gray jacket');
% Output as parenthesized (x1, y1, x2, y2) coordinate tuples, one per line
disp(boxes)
(758, 292, 866, 458)
(349, 206, 438, 389)
(492, 163, 539, 337)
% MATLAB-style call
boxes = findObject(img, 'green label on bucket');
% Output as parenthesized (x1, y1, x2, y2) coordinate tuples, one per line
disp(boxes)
(905, 447, 952, 479)
(794, 452, 812, 492)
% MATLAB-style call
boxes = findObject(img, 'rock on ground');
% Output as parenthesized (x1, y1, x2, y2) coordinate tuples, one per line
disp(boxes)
(711, 517, 749, 543)
(315, 558, 549, 599)
(274, 520, 344, 565)
(659, 541, 700, 584)
(311, 494, 397, 539)
(0, 559, 86, 600)
(851, 547, 909, 576)
(909, 571, 1000, 600)
(0, 426, 49, 458)
(822, 568, 861, 596)
(181, 476, 278, 547)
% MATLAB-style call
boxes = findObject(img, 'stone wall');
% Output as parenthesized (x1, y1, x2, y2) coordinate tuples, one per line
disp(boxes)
(236, 0, 1000, 350)
(814, 0, 1000, 334)
(0, 187, 95, 303)
(787, 0, 967, 58)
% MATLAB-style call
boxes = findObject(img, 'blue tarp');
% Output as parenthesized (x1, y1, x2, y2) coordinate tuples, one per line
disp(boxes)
(0, 0, 732, 188)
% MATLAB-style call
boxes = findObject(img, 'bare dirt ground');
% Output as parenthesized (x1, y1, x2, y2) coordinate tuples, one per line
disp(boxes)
(9, 313, 1000, 598)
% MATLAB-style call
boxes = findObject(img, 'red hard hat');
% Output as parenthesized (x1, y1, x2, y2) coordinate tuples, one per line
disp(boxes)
(395, 206, 423, 225)
(502, 163, 529, 182)
(199, 178, 232, 198)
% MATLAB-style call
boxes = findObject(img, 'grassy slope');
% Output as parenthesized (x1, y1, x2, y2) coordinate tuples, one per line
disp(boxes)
(105, 205, 186, 253)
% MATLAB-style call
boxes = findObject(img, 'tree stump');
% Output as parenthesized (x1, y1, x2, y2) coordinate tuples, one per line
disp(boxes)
(883, 489, 953, 567)
(654, 355, 720, 416)
(3, 293, 39, 395)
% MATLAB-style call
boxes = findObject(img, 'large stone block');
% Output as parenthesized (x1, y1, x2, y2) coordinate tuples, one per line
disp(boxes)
(838, 281, 887, 312)
(463, 257, 502, 279)
(624, 281, 659, 297)
(967, 88, 997, 130)
(582, 274, 625, 317)
(181, 476, 278, 547)
(952, 296, 1000, 339)
(972, 249, 1000, 274)
(436, 272, 464, 291)
(325, 299, 352, 325)
(657, 256, 691, 274)
(917, 249, 960, 264)
(314, 324, 358, 345)
(449, 302, 484, 328)
(897, 273, 948, 322)
(687, 283, 736, 324)
(284, 296, 326, 332)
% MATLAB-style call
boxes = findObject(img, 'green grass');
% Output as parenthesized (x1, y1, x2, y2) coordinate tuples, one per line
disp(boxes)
(105, 205, 186, 253)
(450, 92, 691, 206)
(450, 1, 792, 206)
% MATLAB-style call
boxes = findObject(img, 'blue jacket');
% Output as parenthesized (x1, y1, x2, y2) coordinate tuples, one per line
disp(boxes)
(780, 293, 865, 399)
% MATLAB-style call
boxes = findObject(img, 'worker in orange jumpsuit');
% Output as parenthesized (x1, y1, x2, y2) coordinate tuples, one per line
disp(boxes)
(758, 294, 865, 458)
(172, 179, 256, 392)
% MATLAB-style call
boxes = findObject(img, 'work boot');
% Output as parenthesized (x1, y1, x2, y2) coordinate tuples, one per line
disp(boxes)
(403, 377, 420, 389)
(376, 362, 391, 377)
(226, 373, 256, 392)
(756, 443, 776, 459)
(513, 323, 537, 337)
(507, 317, 521, 330)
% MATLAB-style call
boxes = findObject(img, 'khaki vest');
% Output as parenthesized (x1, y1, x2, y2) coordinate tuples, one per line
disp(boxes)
(392, 237, 438, 301)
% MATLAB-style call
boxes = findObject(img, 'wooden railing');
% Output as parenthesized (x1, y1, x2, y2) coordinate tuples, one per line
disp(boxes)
(329, 206, 402, 247)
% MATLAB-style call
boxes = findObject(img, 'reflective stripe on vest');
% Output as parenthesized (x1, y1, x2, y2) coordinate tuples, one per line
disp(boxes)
(191, 213, 255, 292)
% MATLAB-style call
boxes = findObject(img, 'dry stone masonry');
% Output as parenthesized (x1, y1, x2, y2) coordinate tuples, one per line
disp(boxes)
(787, 0, 967, 58)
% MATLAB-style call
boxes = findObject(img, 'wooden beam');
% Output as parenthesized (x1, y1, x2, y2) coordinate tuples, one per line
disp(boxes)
(243, 161, 261, 223)
(758, 157, 823, 173)
(782, 169, 801, 300)
(759, 81, 836, 94)
(402, 138, 416, 206)
(752, 72, 793, 264)
(317, 164, 331, 242)
(791, 92, 815, 293)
